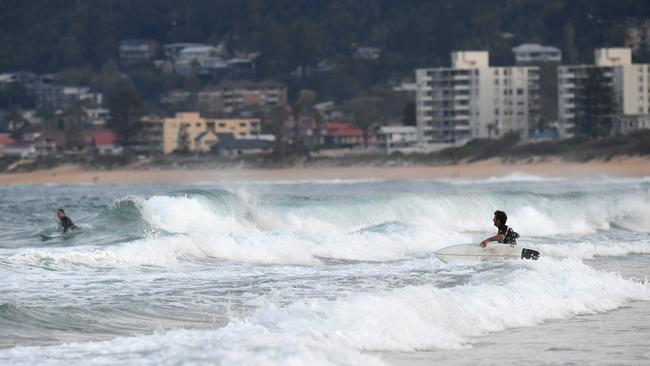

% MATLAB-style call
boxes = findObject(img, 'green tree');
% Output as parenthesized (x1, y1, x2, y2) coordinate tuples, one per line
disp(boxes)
(1, 106, 25, 133)
(347, 97, 382, 148)
(574, 67, 617, 138)
(176, 123, 191, 153)
(270, 105, 289, 157)
(401, 101, 416, 126)
(291, 89, 317, 152)
(63, 107, 86, 151)
(108, 83, 143, 147)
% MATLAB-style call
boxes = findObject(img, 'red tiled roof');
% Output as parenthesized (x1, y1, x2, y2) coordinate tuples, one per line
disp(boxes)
(316, 122, 364, 138)
(88, 129, 116, 146)
(0, 134, 14, 145)
(328, 126, 363, 137)
(40, 130, 65, 148)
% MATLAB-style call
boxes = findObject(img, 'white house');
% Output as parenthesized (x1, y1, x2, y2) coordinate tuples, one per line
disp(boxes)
(376, 126, 418, 150)
(512, 44, 562, 64)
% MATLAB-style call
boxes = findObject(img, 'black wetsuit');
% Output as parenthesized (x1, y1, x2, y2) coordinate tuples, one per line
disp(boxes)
(59, 216, 76, 234)
(497, 224, 519, 244)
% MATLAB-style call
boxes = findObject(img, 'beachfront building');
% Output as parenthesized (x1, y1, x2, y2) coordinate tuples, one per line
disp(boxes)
(415, 51, 540, 143)
(161, 112, 261, 154)
(558, 48, 650, 137)
(303, 122, 365, 149)
(513, 44, 562, 134)
(376, 126, 418, 151)
(613, 114, 650, 135)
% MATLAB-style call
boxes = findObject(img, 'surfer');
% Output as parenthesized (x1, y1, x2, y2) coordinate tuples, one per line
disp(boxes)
(57, 208, 77, 234)
(480, 210, 519, 247)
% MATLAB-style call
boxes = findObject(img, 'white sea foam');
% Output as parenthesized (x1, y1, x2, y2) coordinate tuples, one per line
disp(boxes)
(6, 187, 650, 267)
(537, 241, 650, 259)
(2, 258, 648, 365)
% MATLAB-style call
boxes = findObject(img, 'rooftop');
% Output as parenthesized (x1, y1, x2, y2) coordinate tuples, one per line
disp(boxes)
(512, 43, 561, 54)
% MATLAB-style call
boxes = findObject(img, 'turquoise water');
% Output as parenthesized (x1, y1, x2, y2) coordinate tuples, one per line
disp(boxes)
(1, 177, 649, 365)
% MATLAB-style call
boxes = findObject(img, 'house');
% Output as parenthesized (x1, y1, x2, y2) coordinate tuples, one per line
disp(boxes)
(119, 39, 158, 61)
(355, 47, 381, 60)
(84, 107, 110, 126)
(4, 141, 35, 157)
(0, 133, 14, 146)
(87, 129, 120, 155)
(226, 57, 256, 78)
(0, 133, 15, 156)
(164, 43, 210, 60)
(512, 44, 562, 64)
(209, 133, 273, 155)
(35, 130, 65, 154)
(304, 122, 365, 148)
(0, 71, 38, 89)
(376, 126, 418, 150)
(34, 84, 103, 109)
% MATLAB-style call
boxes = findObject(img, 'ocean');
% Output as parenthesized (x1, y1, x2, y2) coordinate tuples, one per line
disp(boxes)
(1, 175, 649, 365)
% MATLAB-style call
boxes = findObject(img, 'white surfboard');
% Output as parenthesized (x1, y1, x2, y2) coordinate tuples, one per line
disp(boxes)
(435, 243, 539, 263)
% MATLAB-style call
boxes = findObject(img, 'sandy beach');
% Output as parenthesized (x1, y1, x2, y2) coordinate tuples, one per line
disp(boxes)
(0, 157, 649, 184)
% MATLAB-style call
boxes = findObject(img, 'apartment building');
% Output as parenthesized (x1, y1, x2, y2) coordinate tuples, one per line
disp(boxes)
(197, 81, 287, 116)
(416, 51, 540, 143)
(161, 112, 261, 154)
(558, 48, 650, 136)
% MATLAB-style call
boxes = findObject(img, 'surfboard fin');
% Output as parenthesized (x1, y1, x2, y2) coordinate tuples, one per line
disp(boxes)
(521, 248, 540, 260)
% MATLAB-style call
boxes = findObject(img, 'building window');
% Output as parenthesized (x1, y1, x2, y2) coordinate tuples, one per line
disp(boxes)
(218, 123, 226, 127)
(196, 123, 201, 127)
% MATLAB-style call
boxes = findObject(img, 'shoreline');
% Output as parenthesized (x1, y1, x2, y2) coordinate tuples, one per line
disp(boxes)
(0, 157, 649, 185)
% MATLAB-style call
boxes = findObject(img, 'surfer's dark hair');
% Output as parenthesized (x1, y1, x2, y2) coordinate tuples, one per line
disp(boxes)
(58, 208, 65, 213)
(494, 210, 507, 224)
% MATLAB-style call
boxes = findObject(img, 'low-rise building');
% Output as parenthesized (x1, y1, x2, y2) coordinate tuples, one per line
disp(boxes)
(3, 141, 36, 157)
(613, 114, 650, 135)
(197, 81, 287, 116)
(84, 107, 110, 126)
(119, 39, 158, 62)
(376, 126, 418, 150)
(88, 129, 120, 155)
(164, 43, 211, 60)
(210, 133, 273, 155)
(35, 84, 103, 110)
(513, 44, 562, 64)
(134, 115, 165, 154)
(355, 47, 382, 60)
(304, 122, 365, 148)
(161, 112, 261, 154)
